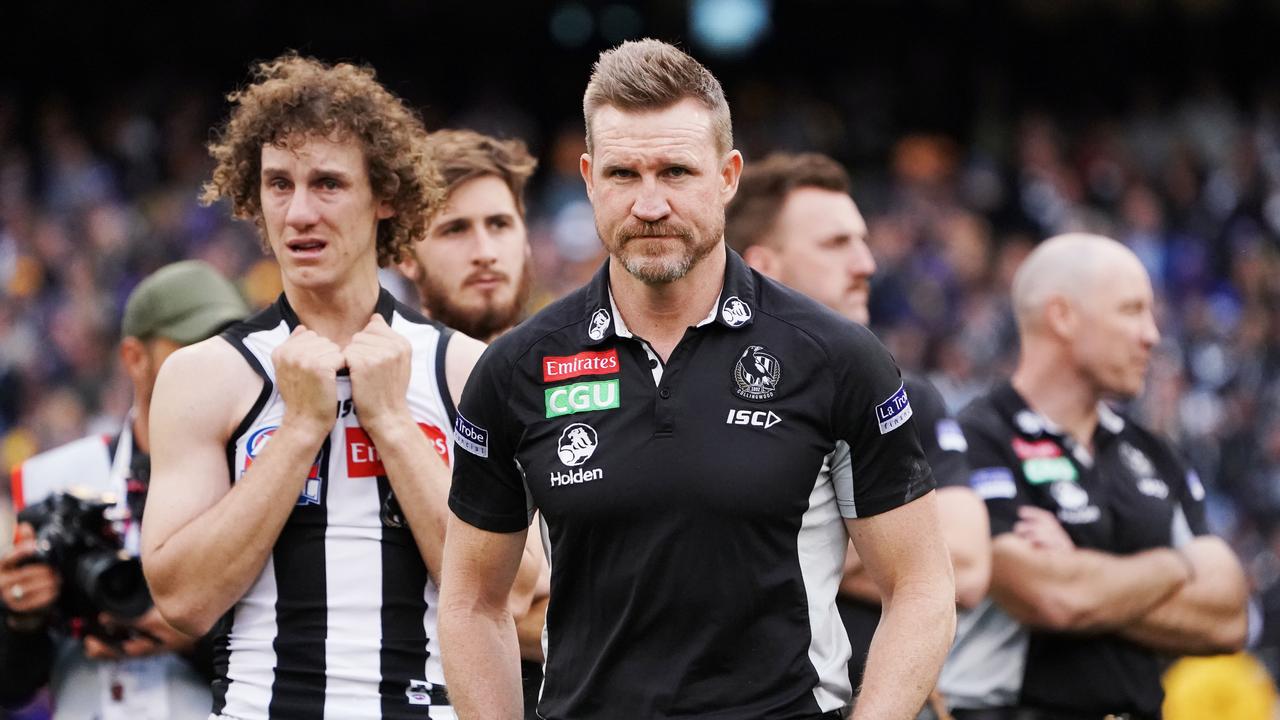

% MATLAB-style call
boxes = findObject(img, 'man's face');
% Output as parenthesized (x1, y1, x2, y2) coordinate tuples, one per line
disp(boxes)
(399, 175, 531, 341)
(757, 188, 876, 324)
(1070, 257, 1161, 399)
(259, 135, 392, 291)
(581, 98, 741, 285)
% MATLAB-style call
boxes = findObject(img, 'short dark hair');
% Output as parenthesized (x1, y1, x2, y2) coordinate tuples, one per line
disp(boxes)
(725, 152, 851, 254)
(425, 129, 538, 219)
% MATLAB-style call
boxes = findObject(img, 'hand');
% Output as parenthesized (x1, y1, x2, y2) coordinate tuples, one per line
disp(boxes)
(0, 523, 60, 623)
(344, 315, 413, 436)
(84, 607, 197, 659)
(1014, 505, 1076, 551)
(273, 325, 344, 438)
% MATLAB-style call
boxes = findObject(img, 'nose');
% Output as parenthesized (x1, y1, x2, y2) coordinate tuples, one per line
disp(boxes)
(631, 180, 671, 223)
(850, 239, 877, 280)
(285, 187, 319, 229)
(472, 226, 499, 266)
(1141, 309, 1160, 348)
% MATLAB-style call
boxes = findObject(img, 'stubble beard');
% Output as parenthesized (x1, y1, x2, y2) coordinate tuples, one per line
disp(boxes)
(606, 217, 722, 286)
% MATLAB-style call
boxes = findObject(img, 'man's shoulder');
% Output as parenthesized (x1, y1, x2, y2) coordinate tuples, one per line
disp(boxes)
(956, 386, 1013, 440)
(487, 287, 593, 363)
(752, 274, 881, 358)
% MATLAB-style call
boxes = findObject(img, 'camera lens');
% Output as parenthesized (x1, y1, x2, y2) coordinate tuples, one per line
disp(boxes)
(74, 550, 152, 619)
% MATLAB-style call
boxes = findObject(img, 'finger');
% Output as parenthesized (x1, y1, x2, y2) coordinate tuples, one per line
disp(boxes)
(121, 635, 161, 657)
(14, 523, 35, 544)
(83, 636, 120, 660)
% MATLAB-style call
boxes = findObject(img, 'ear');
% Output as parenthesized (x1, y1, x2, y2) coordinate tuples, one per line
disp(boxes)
(579, 153, 595, 200)
(376, 199, 395, 220)
(395, 252, 420, 282)
(721, 150, 744, 204)
(742, 244, 781, 280)
(118, 337, 150, 388)
(1043, 295, 1078, 341)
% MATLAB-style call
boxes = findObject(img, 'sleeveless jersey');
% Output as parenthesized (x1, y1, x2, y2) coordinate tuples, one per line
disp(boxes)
(211, 289, 457, 720)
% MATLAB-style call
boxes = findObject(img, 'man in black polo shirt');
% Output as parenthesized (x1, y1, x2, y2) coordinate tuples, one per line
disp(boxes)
(439, 39, 957, 720)
(939, 233, 1249, 719)
(725, 152, 991, 698)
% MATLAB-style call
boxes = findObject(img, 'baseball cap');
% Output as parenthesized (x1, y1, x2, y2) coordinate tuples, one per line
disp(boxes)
(121, 260, 250, 344)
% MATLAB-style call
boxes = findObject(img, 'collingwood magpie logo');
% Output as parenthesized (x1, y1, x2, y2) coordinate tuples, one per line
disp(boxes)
(721, 296, 752, 327)
(588, 308, 611, 341)
(733, 345, 782, 401)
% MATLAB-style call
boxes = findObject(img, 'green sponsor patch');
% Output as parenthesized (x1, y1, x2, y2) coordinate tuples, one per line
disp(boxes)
(545, 379, 620, 418)
(1022, 456, 1078, 485)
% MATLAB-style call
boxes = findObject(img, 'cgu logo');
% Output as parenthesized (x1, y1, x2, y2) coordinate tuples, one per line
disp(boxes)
(725, 409, 782, 428)
(545, 379, 620, 419)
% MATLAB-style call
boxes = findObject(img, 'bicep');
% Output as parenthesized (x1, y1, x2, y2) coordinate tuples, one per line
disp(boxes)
(443, 514, 527, 611)
(936, 487, 991, 561)
(846, 491, 951, 595)
(141, 345, 250, 555)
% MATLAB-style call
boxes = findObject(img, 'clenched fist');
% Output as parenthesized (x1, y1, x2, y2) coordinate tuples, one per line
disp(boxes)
(273, 325, 345, 440)
(345, 315, 413, 436)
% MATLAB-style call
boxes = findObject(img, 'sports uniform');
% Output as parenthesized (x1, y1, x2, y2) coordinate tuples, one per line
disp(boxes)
(837, 374, 969, 693)
(212, 289, 457, 720)
(449, 250, 934, 719)
(939, 382, 1210, 719)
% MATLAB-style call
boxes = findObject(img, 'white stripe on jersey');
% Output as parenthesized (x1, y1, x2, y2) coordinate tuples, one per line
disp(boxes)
(221, 556, 279, 719)
(801, 458, 855, 711)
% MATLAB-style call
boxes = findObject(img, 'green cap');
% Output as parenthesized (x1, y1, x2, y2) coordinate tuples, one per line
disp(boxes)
(121, 261, 250, 344)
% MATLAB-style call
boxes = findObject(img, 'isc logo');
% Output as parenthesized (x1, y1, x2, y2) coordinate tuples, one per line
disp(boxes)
(725, 409, 782, 429)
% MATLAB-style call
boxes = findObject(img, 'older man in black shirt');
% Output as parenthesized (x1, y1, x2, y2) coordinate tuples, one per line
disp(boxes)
(939, 233, 1249, 719)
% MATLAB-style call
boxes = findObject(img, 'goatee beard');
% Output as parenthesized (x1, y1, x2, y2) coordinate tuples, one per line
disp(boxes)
(416, 265, 532, 341)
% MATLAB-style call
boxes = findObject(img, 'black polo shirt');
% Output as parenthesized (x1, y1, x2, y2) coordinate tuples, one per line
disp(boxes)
(938, 382, 1210, 718)
(449, 249, 934, 720)
(837, 373, 970, 694)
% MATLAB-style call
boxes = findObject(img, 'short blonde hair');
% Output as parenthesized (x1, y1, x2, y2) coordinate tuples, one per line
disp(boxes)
(583, 39, 732, 155)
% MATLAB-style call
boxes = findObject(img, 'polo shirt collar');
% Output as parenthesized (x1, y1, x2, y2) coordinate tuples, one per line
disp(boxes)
(994, 381, 1127, 440)
(580, 246, 759, 347)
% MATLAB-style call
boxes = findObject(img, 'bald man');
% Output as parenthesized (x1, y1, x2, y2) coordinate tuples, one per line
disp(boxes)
(936, 234, 1249, 720)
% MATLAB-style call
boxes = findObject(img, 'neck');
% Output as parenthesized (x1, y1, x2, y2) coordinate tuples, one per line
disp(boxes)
(609, 244, 726, 357)
(284, 265, 382, 347)
(1011, 343, 1100, 448)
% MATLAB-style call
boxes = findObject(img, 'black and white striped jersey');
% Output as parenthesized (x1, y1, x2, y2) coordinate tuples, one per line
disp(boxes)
(212, 289, 457, 720)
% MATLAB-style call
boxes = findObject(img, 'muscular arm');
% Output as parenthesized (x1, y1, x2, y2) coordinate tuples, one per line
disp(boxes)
(1119, 536, 1248, 654)
(439, 514, 526, 720)
(989, 531, 1190, 632)
(848, 491, 956, 720)
(142, 333, 338, 635)
(841, 486, 991, 609)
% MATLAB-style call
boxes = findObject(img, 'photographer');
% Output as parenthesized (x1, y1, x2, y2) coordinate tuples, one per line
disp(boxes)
(0, 261, 248, 719)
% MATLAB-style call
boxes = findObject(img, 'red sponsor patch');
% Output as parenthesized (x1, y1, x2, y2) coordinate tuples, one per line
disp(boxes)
(346, 423, 449, 477)
(1012, 438, 1062, 460)
(542, 349, 620, 383)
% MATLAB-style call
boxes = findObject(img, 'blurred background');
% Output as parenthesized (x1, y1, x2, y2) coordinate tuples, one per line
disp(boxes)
(4, 0, 1280, 716)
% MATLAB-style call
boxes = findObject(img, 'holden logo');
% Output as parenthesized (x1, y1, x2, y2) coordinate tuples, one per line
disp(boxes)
(721, 296, 752, 327)
(733, 345, 781, 401)
(588, 308, 611, 341)
(557, 423, 599, 467)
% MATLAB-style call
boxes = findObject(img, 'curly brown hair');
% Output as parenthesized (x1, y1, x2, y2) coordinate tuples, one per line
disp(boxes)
(425, 129, 538, 219)
(201, 53, 442, 266)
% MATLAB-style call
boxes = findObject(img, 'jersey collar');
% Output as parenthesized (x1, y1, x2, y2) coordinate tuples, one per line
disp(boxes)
(276, 287, 397, 332)
(580, 246, 759, 347)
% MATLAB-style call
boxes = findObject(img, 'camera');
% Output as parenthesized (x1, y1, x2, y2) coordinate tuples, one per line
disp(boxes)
(17, 490, 152, 629)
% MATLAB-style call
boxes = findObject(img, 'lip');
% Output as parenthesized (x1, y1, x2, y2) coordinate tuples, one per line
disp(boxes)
(285, 238, 328, 260)
(465, 273, 508, 290)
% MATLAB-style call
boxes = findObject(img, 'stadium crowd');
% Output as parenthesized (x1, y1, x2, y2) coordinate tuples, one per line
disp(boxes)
(3, 57, 1280, 715)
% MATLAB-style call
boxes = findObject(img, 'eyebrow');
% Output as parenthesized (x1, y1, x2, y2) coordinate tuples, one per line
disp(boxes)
(260, 166, 355, 182)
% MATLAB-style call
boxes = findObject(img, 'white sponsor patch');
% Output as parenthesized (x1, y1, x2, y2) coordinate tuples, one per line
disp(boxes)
(970, 467, 1017, 500)
(875, 384, 913, 434)
(721, 296, 752, 327)
(406, 679, 432, 706)
(454, 414, 489, 458)
(1138, 478, 1170, 499)
(936, 419, 968, 452)
(588, 308, 611, 341)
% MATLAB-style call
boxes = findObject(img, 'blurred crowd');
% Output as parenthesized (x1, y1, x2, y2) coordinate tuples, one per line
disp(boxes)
(5, 70, 1280, 686)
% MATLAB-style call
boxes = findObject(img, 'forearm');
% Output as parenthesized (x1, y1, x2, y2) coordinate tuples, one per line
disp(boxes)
(993, 538, 1189, 632)
(440, 596, 523, 718)
(516, 596, 547, 662)
(839, 543, 881, 604)
(145, 424, 324, 634)
(852, 578, 956, 719)
(369, 419, 451, 579)
(1119, 540, 1248, 654)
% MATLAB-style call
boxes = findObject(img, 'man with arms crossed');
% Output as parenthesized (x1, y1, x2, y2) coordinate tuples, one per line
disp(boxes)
(725, 152, 991, 698)
(939, 233, 1248, 719)
(440, 39, 956, 720)
(141, 55, 485, 719)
